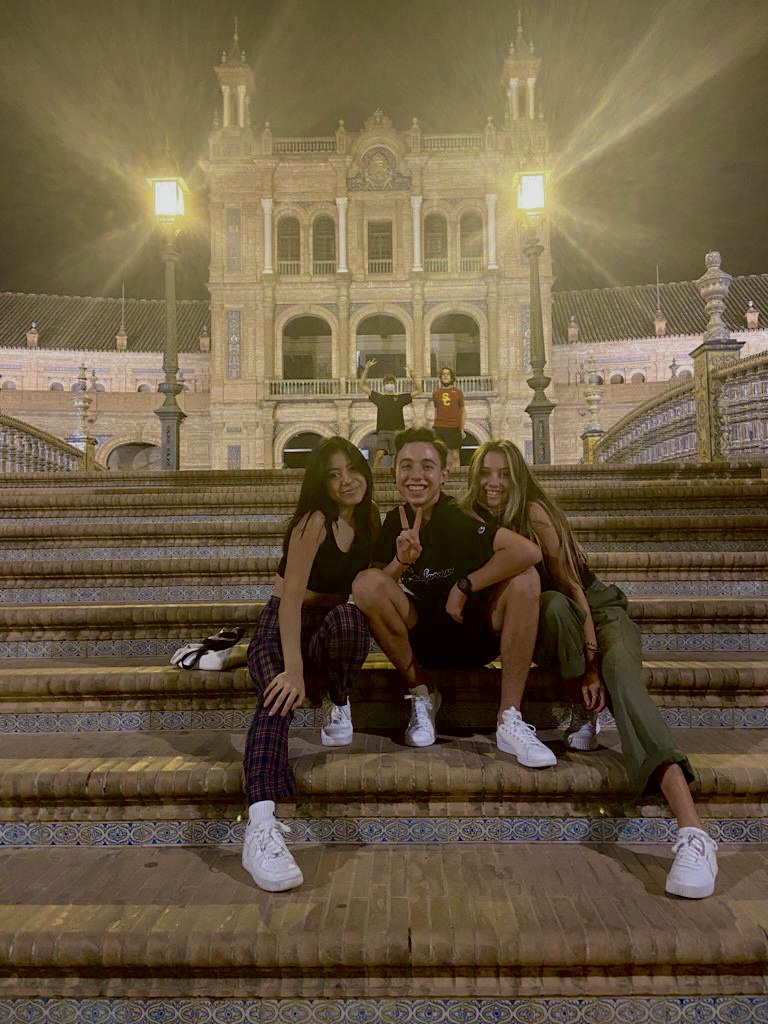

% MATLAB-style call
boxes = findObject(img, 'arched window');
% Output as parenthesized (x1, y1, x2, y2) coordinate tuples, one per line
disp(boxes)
(92, 382, 106, 392)
(312, 217, 336, 274)
(630, 371, 646, 384)
(424, 214, 448, 272)
(459, 212, 483, 271)
(49, 382, 64, 391)
(1, 380, 16, 389)
(277, 216, 301, 276)
(609, 373, 625, 385)
(137, 383, 151, 394)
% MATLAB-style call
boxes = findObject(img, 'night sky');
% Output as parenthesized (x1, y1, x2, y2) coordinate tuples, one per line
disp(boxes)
(0, 0, 767, 303)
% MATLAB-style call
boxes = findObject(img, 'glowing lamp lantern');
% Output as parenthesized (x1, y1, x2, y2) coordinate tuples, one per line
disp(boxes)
(150, 176, 187, 220)
(517, 172, 545, 214)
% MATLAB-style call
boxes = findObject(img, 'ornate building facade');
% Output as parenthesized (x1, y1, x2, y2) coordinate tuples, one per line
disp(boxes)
(203, 23, 552, 468)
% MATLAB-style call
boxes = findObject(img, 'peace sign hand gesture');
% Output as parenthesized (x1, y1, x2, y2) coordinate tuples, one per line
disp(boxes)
(396, 505, 422, 568)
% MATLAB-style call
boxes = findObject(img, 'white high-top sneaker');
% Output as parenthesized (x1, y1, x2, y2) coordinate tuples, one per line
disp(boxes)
(241, 800, 303, 892)
(665, 827, 718, 899)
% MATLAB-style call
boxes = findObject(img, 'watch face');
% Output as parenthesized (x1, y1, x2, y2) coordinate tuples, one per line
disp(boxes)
(457, 576, 472, 596)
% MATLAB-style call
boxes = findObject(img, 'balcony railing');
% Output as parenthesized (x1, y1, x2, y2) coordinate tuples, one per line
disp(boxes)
(460, 256, 484, 272)
(277, 260, 301, 276)
(422, 134, 483, 150)
(274, 137, 337, 154)
(368, 258, 393, 275)
(424, 257, 448, 273)
(313, 259, 337, 275)
(266, 376, 495, 398)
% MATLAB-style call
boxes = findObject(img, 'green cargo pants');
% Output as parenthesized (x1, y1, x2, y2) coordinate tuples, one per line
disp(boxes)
(533, 578, 694, 796)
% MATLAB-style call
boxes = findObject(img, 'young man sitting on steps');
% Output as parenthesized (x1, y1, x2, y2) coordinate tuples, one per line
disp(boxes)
(352, 427, 555, 766)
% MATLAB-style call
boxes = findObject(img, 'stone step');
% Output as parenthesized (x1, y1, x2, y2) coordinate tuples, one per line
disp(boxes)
(0, 657, 765, 711)
(1, 599, 766, 659)
(2, 511, 767, 545)
(0, 843, 766, 999)
(3, 550, 766, 584)
(0, 728, 765, 821)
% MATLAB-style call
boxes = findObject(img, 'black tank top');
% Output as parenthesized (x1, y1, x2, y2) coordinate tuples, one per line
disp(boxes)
(277, 521, 370, 596)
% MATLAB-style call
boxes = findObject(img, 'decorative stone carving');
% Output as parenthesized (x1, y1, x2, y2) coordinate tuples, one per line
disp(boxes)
(347, 147, 412, 192)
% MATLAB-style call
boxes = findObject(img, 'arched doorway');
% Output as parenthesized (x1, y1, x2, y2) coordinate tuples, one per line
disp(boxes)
(355, 314, 406, 379)
(283, 431, 323, 469)
(282, 316, 332, 380)
(429, 313, 480, 378)
(106, 443, 161, 471)
(459, 430, 481, 467)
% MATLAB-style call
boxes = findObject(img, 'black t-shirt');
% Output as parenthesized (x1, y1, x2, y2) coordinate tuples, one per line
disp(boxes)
(368, 391, 412, 431)
(373, 494, 497, 606)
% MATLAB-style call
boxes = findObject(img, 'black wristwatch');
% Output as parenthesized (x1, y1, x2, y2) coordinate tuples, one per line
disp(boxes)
(456, 576, 473, 597)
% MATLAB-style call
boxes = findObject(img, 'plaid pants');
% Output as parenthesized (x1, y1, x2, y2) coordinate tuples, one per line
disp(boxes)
(243, 596, 370, 803)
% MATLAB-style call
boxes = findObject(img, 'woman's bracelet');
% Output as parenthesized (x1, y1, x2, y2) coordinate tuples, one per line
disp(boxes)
(396, 555, 415, 567)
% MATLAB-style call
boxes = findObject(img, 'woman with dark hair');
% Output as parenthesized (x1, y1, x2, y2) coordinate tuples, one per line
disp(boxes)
(460, 439, 718, 900)
(242, 437, 377, 892)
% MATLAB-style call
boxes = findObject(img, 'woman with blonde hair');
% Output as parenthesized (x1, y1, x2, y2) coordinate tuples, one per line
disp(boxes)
(460, 439, 718, 900)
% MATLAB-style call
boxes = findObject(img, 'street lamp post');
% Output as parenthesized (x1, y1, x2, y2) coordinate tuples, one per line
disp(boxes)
(148, 174, 188, 470)
(517, 172, 555, 464)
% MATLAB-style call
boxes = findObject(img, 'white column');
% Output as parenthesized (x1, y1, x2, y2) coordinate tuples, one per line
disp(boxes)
(237, 85, 246, 127)
(485, 193, 498, 270)
(261, 198, 273, 274)
(509, 79, 519, 120)
(411, 195, 423, 271)
(221, 85, 230, 127)
(336, 197, 348, 272)
(527, 78, 536, 119)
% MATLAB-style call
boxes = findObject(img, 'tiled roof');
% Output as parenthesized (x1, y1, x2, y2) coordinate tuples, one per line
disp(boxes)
(0, 292, 210, 353)
(552, 273, 768, 345)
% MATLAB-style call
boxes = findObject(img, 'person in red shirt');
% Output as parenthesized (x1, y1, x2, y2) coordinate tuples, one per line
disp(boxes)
(432, 366, 465, 471)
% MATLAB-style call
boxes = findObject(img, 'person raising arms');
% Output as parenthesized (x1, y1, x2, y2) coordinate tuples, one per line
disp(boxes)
(461, 439, 718, 899)
(242, 437, 377, 892)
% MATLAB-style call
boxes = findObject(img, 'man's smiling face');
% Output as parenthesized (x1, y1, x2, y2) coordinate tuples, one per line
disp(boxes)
(394, 441, 447, 511)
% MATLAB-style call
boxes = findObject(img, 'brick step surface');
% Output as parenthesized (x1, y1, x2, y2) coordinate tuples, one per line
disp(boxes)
(0, 728, 765, 821)
(3, 550, 767, 586)
(1, 598, 766, 647)
(2, 511, 767, 547)
(0, 843, 766, 999)
(0, 657, 765, 711)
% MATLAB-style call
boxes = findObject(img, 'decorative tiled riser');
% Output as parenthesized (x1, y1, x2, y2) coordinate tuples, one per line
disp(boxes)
(0, 545, 280, 562)
(1, 997, 767, 1024)
(3, 633, 767, 659)
(3, 581, 766, 603)
(0, 816, 763, 847)
(2, 706, 767, 734)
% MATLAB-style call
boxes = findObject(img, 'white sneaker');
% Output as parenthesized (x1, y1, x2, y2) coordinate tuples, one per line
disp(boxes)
(241, 800, 304, 892)
(405, 685, 441, 747)
(665, 826, 718, 899)
(320, 697, 353, 746)
(496, 707, 557, 768)
(564, 703, 600, 751)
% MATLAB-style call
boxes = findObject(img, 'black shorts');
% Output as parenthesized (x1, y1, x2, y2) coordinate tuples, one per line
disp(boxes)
(434, 426, 462, 452)
(408, 593, 500, 669)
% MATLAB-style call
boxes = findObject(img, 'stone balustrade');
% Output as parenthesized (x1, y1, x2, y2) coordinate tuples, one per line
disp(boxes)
(0, 413, 99, 472)
(265, 376, 495, 399)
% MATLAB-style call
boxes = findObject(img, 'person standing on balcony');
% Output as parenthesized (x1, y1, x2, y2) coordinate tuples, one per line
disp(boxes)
(460, 439, 719, 900)
(241, 437, 378, 892)
(359, 357, 421, 468)
(353, 427, 556, 768)
(432, 366, 465, 471)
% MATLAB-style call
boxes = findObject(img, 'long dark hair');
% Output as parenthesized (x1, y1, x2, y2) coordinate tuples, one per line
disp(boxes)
(460, 439, 588, 582)
(285, 436, 376, 548)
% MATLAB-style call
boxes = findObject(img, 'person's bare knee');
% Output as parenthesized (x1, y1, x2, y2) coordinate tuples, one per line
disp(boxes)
(492, 566, 540, 632)
(352, 568, 386, 611)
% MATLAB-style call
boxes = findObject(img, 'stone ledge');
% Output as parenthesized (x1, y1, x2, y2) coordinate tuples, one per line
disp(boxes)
(0, 844, 765, 997)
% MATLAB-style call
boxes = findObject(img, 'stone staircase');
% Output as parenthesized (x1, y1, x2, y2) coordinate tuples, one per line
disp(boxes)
(0, 466, 767, 1018)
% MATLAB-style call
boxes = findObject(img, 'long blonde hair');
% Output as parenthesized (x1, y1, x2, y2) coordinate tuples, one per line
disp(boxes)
(460, 439, 588, 583)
